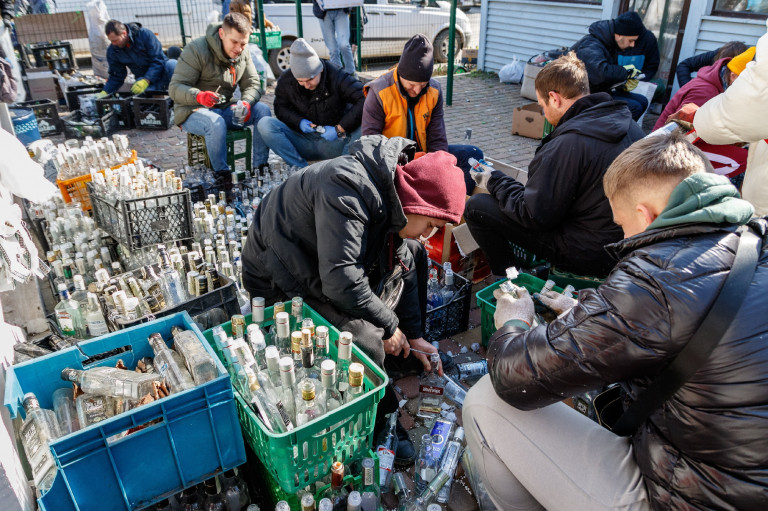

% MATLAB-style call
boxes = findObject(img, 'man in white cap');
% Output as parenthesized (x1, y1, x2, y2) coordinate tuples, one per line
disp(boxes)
(256, 38, 365, 167)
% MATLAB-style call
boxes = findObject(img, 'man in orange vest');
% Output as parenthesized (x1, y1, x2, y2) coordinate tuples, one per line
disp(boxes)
(362, 34, 483, 195)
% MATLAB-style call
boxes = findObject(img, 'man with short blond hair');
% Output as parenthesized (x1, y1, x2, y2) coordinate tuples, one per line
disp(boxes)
(464, 52, 644, 277)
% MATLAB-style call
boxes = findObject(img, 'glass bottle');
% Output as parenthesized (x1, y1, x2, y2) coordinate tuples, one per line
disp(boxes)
(203, 478, 225, 511)
(296, 380, 325, 426)
(178, 485, 203, 510)
(347, 491, 362, 511)
(345, 363, 365, 403)
(278, 356, 299, 423)
(149, 333, 196, 393)
(159, 246, 187, 306)
(234, 357, 293, 433)
(300, 329, 320, 381)
(142, 265, 168, 310)
(393, 472, 413, 511)
(52, 387, 80, 435)
(414, 434, 437, 494)
(290, 296, 304, 332)
(20, 393, 60, 494)
(75, 393, 113, 427)
(269, 302, 286, 343)
(417, 353, 444, 419)
(376, 412, 398, 493)
(318, 461, 348, 506)
(443, 374, 467, 408)
(274, 311, 291, 355)
(360, 457, 380, 511)
(426, 268, 443, 311)
(291, 331, 305, 380)
(61, 367, 161, 400)
(436, 427, 465, 503)
(336, 331, 353, 396)
(449, 360, 488, 381)
(265, 345, 282, 388)
(85, 292, 109, 337)
(219, 468, 249, 511)
(55, 283, 86, 338)
(440, 262, 456, 304)
(171, 326, 219, 385)
(248, 324, 267, 370)
(314, 325, 330, 368)
(71, 274, 89, 313)
(275, 501, 291, 511)
(320, 359, 343, 413)
(301, 492, 317, 511)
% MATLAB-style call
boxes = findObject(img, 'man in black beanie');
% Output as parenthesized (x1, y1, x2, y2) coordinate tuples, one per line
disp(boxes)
(361, 34, 484, 195)
(572, 11, 658, 120)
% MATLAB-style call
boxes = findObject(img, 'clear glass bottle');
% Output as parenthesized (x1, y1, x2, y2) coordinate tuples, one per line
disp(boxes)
(440, 262, 456, 304)
(52, 387, 80, 435)
(300, 329, 320, 382)
(219, 468, 250, 511)
(149, 333, 196, 393)
(436, 427, 465, 503)
(20, 393, 60, 494)
(345, 363, 365, 403)
(234, 358, 293, 433)
(265, 345, 282, 388)
(203, 478, 225, 511)
(142, 265, 168, 310)
(75, 393, 113, 427)
(318, 461, 348, 507)
(301, 492, 317, 511)
(414, 434, 437, 494)
(417, 353, 444, 419)
(426, 267, 443, 311)
(317, 498, 333, 511)
(278, 356, 299, 423)
(296, 380, 325, 426)
(336, 331, 353, 396)
(376, 412, 398, 493)
(320, 359, 343, 413)
(393, 472, 414, 511)
(291, 331, 305, 380)
(70, 274, 89, 314)
(85, 292, 109, 337)
(443, 374, 467, 408)
(290, 296, 304, 332)
(171, 326, 219, 385)
(347, 491, 362, 511)
(248, 324, 268, 370)
(314, 325, 330, 368)
(61, 367, 161, 400)
(360, 457, 380, 510)
(55, 283, 86, 338)
(159, 245, 187, 306)
(274, 311, 291, 356)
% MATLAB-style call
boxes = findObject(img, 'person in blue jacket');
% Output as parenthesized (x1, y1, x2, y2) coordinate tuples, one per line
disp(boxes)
(102, 20, 177, 96)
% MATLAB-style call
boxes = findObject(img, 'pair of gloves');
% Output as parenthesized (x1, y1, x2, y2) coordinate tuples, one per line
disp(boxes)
(623, 64, 641, 92)
(195, 91, 252, 122)
(300, 119, 339, 142)
(493, 287, 577, 329)
(94, 77, 150, 99)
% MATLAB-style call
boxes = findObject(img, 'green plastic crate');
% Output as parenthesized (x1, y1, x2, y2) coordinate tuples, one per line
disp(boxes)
(476, 273, 568, 347)
(549, 267, 604, 291)
(202, 303, 387, 494)
(249, 30, 282, 49)
(510, 242, 543, 268)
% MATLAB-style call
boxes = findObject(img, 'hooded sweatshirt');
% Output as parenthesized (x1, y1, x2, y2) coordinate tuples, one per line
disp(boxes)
(572, 19, 632, 93)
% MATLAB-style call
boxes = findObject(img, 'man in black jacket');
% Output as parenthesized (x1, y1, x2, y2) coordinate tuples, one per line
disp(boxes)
(464, 52, 644, 278)
(462, 133, 766, 510)
(572, 11, 655, 120)
(257, 38, 364, 167)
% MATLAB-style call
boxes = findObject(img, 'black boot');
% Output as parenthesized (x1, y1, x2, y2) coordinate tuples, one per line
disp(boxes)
(393, 415, 416, 466)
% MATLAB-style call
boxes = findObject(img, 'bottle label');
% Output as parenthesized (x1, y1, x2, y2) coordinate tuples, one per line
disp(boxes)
(363, 466, 374, 487)
(376, 446, 395, 471)
(419, 384, 444, 396)
(56, 311, 75, 334)
(21, 421, 41, 455)
(87, 318, 108, 336)
(274, 400, 294, 430)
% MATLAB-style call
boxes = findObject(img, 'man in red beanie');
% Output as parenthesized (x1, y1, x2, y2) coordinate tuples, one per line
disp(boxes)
(362, 34, 484, 195)
(241, 134, 466, 465)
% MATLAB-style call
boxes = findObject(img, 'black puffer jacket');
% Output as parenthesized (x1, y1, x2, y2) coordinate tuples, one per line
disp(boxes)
(274, 60, 364, 133)
(241, 135, 419, 339)
(488, 218, 768, 510)
(485, 93, 643, 276)
(572, 19, 632, 93)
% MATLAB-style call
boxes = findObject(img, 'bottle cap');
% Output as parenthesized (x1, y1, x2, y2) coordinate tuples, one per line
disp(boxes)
(291, 331, 302, 352)
(274, 301, 285, 314)
(301, 380, 316, 401)
(300, 329, 312, 349)
(278, 356, 294, 372)
(349, 363, 364, 387)
(320, 359, 336, 376)
(338, 331, 352, 359)
(300, 493, 315, 508)
(251, 297, 265, 322)
(347, 491, 361, 507)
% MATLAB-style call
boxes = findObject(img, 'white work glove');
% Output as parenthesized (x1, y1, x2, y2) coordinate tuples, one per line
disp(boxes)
(493, 288, 535, 329)
(534, 290, 577, 317)
(470, 168, 492, 191)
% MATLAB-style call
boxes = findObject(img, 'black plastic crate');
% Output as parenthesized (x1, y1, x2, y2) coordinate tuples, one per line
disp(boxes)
(29, 42, 76, 71)
(63, 109, 119, 139)
(96, 92, 134, 130)
(64, 84, 103, 112)
(88, 183, 193, 250)
(424, 259, 472, 343)
(132, 91, 173, 130)
(11, 99, 61, 136)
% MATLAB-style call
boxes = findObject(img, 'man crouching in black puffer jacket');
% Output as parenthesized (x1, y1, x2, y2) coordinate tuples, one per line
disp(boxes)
(462, 132, 768, 510)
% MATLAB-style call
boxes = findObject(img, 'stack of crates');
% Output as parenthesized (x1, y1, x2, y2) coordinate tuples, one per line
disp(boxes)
(96, 92, 135, 130)
(11, 99, 62, 136)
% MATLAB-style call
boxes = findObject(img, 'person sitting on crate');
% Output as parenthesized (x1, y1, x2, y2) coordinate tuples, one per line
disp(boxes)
(362, 34, 484, 195)
(464, 52, 644, 279)
(241, 135, 467, 465)
(169, 12, 271, 194)
(256, 38, 364, 168)
(462, 132, 768, 511)
(99, 20, 179, 97)
(571, 11, 656, 121)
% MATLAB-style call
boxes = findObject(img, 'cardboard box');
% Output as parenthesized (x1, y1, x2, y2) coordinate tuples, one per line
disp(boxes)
(26, 71, 58, 102)
(512, 102, 545, 139)
(461, 48, 478, 66)
(520, 62, 544, 100)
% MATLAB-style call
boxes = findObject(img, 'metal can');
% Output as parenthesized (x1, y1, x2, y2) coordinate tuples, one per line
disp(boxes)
(231, 315, 245, 340)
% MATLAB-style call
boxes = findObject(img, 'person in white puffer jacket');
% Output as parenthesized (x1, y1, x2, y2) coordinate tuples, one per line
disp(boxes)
(692, 21, 768, 215)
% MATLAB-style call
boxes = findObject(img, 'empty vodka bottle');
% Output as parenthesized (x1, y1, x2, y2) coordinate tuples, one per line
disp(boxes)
(296, 380, 325, 426)
(203, 478, 225, 511)
(61, 367, 161, 400)
(52, 387, 80, 435)
(347, 491, 362, 511)
(336, 331, 353, 396)
(393, 472, 413, 511)
(290, 296, 304, 332)
(55, 284, 86, 338)
(248, 324, 267, 370)
(265, 345, 282, 388)
(301, 329, 320, 381)
(314, 325, 330, 367)
(75, 393, 113, 427)
(414, 434, 437, 493)
(345, 363, 365, 403)
(301, 493, 317, 511)
(320, 360, 343, 413)
(376, 412, 398, 492)
(158, 245, 186, 306)
(233, 357, 293, 433)
(417, 353, 444, 419)
(291, 331, 305, 380)
(20, 393, 60, 494)
(171, 326, 219, 384)
(449, 360, 488, 381)
(85, 292, 109, 337)
(436, 427, 465, 504)
(149, 333, 196, 393)
(274, 311, 291, 355)
(360, 456, 380, 511)
(443, 374, 467, 408)
(278, 356, 299, 423)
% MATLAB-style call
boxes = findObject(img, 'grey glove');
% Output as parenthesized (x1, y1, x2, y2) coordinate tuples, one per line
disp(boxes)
(534, 289, 577, 317)
(471, 168, 492, 191)
(493, 288, 535, 328)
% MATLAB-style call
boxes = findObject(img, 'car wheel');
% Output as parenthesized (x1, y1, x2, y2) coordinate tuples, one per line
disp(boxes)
(434, 30, 463, 63)
(269, 38, 294, 77)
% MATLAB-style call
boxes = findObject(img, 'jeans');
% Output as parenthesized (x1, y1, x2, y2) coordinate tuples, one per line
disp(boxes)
(610, 90, 648, 121)
(148, 59, 177, 92)
(181, 102, 271, 171)
(463, 375, 650, 511)
(447, 144, 484, 195)
(256, 117, 361, 167)
(319, 9, 355, 75)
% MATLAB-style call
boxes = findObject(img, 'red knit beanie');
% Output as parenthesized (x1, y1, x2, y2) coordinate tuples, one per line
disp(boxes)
(394, 151, 466, 224)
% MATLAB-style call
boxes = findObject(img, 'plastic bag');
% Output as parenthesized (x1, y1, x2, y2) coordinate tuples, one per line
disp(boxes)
(249, 45, 275, 87)
(0, 24, 24, 102)
(85, 0, 112, 79)
(499, 57, 524, 84)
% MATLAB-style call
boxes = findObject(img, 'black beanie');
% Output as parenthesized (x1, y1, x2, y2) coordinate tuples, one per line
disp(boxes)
(398, 34, 434, 82)
(614, 11, 644, 36)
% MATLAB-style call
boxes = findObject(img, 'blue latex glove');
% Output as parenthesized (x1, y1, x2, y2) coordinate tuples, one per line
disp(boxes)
(320, 126, 337, 142)
(299, 119, 314, 133)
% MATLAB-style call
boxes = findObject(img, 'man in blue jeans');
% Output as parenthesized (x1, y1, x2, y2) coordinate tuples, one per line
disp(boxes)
(169, 13, 271, 191)
(312, 0, 355, 75)
(257, 39, 364, 167)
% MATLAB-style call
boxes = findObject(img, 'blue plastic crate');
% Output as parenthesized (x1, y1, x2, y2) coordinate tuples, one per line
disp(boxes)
(4, 312, 246, 511)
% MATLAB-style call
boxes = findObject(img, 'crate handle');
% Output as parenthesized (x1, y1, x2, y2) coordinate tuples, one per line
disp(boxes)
(80, 344, 133, 367)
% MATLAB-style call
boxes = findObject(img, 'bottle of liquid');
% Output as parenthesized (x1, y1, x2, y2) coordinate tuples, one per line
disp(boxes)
(149, 333, 196, 393)
(320, 359, 343, 413)
(336, 331, 353, 396)
(345, 363, 365, 403)
(61, 367, 160, 400)
(426, 268, 443, 311)
(274, 311, 291, 355)
(314, 325, 330, 368)
(436, 427, 465, 504)
(376, 412, 398, 492)
(20, 393, 60, 494)
(317, 461, 348, 506)
(296, 380, 325, 426)
(171, 326, 219, 385)
(417, 353, 444, 419)
(360, 457, 380, 511)
(290, 296, 304, 332)
(414, 434, 437, 493)
(85, 292, 109, 337)
(278, 356, 299, 423)
(52, 387, 80, 435)
(55, 283, 86, 338)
